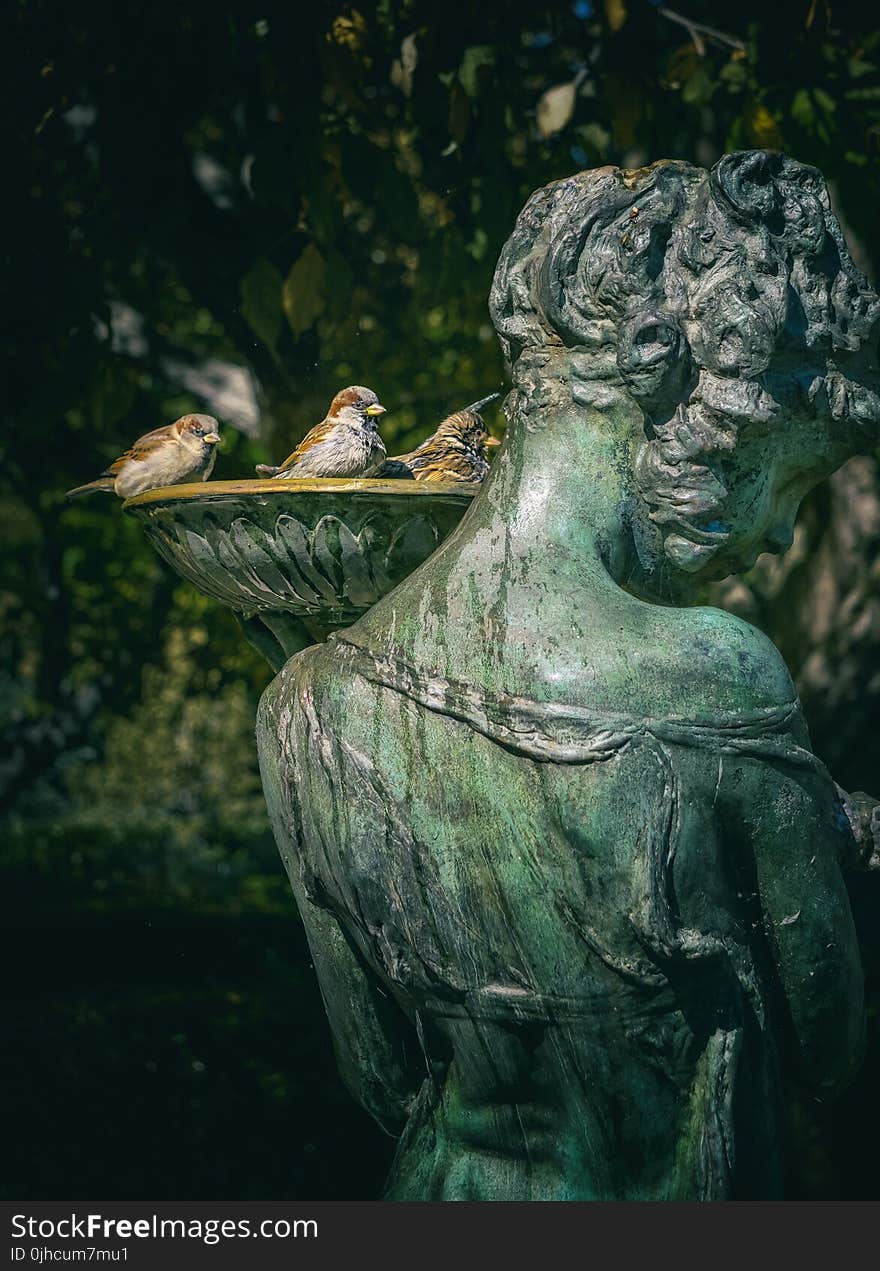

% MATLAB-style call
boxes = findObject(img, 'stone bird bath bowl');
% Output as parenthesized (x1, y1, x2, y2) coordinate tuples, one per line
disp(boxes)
(125, 478, 476, 669)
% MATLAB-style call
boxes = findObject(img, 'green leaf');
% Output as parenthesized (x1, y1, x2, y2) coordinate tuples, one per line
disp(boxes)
(458, 45, 494, 99)
(682, 65, 713, 106)
(536, 81, 578, 138)
(577, 121, 611, 157)
(240, 259, 284, 354)
(465, 227, 488, 260)
(449, 78, 471, 143)
(305, 184, 343, 247)
(845, 86, 880, 101)
(719, 55, 748, 92)
(282, 244, 327, 339)
(791, 89, 814, 129)
(604, 0, 628, 32)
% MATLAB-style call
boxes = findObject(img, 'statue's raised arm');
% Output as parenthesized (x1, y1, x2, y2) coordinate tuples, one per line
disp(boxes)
(259, 150, 880, 1200)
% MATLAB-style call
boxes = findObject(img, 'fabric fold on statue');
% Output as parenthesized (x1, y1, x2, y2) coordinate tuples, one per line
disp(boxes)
(330, 634, 826, 774)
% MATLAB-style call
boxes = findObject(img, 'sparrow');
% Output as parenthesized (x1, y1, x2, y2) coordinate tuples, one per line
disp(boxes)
(255, 386, 387, 479)
(378, 393, 501, 483)
(65, 414, 221, 500)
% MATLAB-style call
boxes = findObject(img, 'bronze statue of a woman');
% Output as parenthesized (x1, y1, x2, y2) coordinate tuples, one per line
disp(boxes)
(258, 151, 880, 1199)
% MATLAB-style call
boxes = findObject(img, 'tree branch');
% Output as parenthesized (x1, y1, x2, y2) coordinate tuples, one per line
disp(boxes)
(658, 6, 745, 56)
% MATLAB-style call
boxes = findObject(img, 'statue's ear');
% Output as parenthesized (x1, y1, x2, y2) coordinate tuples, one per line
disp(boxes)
(616, 308, 692, 415)
(711, 150, 786, 228)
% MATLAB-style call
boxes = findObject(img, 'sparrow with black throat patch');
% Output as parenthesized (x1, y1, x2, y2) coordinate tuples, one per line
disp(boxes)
(378, 393, 501, 483)
(65, 414, 221, 500)
(255, 386, 387, 479)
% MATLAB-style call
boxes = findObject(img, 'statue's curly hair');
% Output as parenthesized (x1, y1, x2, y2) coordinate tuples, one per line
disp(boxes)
(489, 151, 880, 570)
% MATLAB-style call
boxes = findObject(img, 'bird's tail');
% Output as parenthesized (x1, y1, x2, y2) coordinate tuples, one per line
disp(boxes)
(463, 391, 502, 415)
(64, 478, 115, 501)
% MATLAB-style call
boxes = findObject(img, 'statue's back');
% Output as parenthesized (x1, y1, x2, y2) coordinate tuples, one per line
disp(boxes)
(262, 637, 800, 1199)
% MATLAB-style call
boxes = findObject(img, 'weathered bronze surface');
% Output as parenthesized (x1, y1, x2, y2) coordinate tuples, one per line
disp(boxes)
(126, 478, 475, 665)
(255, 153, 880, 1199)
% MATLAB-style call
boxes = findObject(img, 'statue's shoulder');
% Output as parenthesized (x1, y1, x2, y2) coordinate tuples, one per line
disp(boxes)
(549, 594, 801, 725)
(260, 604, 802, 753)
(263, 638, 380, 729)
(650, 601, 799, 719)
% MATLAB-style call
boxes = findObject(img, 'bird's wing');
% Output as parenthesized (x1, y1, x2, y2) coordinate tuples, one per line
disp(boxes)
(100, 425, 176, 477)
(412, 452, 478, 481)
(387, 427, 438, 469)
(274, 418, 333, 470)
(386, 448, 416, 466)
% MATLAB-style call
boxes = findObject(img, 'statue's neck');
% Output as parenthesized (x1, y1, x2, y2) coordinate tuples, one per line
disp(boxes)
(353, 391, 675, 695)
(461, 394, 643, 592)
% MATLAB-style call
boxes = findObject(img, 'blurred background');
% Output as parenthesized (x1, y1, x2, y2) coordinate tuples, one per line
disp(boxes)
(2, 0, 879, 1199)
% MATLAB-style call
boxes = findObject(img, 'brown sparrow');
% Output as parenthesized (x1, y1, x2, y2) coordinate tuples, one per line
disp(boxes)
(65, 414, 221, 500)
(379, 393, 501, 483)
(255, 386, 387, 479)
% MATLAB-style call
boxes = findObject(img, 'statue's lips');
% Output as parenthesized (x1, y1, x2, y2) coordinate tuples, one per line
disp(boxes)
(685, 523, 729, 546)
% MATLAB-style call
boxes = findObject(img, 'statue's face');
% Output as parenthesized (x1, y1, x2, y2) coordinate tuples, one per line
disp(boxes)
(694, 426, 833, 580)
(638, 352, 880, 587)
(730, 362, 878, 581)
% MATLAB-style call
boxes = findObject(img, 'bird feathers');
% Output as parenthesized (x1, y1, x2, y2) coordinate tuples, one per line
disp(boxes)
(98, 425, 180, 478)
(64, 477, 117, 500)
(273, 416, 344, 472)
(258, 385, 387, 480)
(380, 397, 501, 484)
(65, 415, 220, 501)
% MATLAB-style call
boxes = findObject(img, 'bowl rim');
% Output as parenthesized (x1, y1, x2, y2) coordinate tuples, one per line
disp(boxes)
(124, 476, 479, 510)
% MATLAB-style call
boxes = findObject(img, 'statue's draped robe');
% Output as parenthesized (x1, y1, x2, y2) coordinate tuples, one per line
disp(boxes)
(261, 636, 846, 1200)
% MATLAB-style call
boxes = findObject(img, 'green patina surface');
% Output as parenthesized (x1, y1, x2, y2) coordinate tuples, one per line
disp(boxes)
(136, 153, 879, 1199)
(254, 155, 879, 1200)
(256, 386, 866, 1199)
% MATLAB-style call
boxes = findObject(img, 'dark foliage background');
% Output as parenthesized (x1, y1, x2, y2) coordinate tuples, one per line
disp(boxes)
(2, 0, 879, 1199)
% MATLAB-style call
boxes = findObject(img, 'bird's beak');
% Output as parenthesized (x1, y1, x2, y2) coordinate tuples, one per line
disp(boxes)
(204, 432, 220, 445)
(365, 404, 386, 416)
(486, 435, 501, 447)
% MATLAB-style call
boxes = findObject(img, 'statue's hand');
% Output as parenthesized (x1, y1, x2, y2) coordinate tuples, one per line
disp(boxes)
(836, 786, 880, 871)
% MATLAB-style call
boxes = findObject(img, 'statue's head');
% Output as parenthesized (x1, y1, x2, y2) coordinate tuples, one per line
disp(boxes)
(490, 152, 880, 582)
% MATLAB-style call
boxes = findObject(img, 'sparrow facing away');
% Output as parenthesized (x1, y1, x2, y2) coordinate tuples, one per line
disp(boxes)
(65, 414, 221, 500)
(378, 393, 501, 483)
(255, 386, 387, 479)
